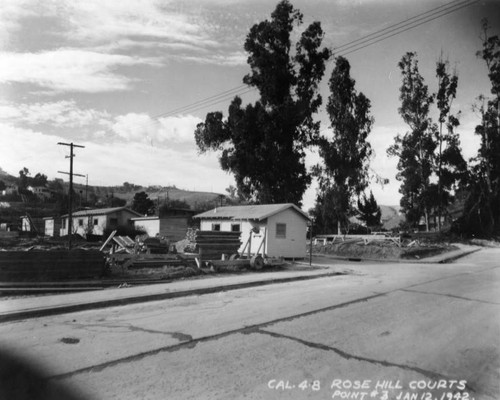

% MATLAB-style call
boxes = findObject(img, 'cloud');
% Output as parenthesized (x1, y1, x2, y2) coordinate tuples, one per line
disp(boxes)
(112, 113, 201, 145)
(0, 100, 111, 128)
(1, 98, 202, 147)
(0, 0, 35, 47)
(0, 0, 249, 68)
(0, 49, 160, 93)
(65, 1, 216, 47)
(179, 51, 247, 66)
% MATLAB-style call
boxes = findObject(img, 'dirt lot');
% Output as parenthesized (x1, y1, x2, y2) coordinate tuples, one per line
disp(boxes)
(312, 239, 458, 260)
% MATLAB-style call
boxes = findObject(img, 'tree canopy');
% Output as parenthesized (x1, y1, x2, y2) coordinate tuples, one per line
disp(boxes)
(132, 192, 155, 215)
(312, 56, 373, 234)
(194, 0, 330, 205)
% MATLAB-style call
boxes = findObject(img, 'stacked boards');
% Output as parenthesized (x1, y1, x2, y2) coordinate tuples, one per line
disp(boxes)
(195, 230, 241, 260)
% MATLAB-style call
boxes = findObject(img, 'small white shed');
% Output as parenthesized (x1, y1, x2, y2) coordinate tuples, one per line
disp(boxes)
(194, 203, 309, 258)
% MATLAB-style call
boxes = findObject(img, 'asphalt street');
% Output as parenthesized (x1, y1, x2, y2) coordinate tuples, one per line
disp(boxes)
(0, 249, 498, 400)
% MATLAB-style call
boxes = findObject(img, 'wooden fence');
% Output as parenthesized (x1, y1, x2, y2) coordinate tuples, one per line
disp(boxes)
(0, 250, 105, 281)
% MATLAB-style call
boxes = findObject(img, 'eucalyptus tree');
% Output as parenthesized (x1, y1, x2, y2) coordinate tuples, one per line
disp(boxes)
(314, 56, 374, 234)
(195, 0, 330, 205)
(388, 52, 436, 230)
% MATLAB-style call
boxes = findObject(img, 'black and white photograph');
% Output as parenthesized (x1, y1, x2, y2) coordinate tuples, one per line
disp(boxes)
(0, 0, 499, 399)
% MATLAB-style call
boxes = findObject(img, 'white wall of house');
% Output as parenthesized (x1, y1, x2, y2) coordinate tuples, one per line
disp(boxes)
(133, 217, 160, 237)
(44, 218, 54, 236)
(60, 215, 106, 236)
(60, 211, 137, 237)
(21, 217, 31, 232)
(266, 208, 307, 258)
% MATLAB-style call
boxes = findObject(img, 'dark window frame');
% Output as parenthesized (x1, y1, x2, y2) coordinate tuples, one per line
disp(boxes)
(276, 223, 286, 238)
(231, 223, 240, 232)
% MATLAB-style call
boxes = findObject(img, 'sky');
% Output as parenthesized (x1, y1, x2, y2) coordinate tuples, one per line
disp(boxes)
(0, 0, 499, 211)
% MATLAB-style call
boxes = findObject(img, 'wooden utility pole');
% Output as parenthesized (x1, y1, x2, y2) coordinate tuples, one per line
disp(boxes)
(58, 142, 85, 249)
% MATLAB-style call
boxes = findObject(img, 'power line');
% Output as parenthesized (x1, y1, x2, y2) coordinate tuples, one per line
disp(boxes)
(153, 0, 477, 119)
(154, 87, 254, 119)
(340, 0, 478, 56)
(153, 84, 248, 118)
(332, 0, 474, 53)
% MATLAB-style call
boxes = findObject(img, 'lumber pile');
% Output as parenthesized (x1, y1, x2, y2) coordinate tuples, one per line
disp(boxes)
(195, 230, 241, 260)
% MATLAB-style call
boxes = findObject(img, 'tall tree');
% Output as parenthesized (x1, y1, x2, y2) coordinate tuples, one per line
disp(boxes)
(388, 52, 436, 230)
(357, 191, 382, 231)
(434, 58, 466, 230)
(314, 56, 373, 234)
(462, 20, 500, 236)
(195, 0, 330, 205)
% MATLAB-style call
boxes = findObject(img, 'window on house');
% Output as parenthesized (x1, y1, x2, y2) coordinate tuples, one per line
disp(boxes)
(276, 223, 286, 238)
(94, 219, 98, 226)
(231, 224, 240, 232)
(212, 223, 221, 231)
(78, 219, 83, 226)
(62, 219, 66, 229)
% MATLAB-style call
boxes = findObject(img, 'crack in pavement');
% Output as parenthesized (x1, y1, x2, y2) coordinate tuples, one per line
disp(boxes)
(48, 293, 386, 381)
(254, 328, 476, 393)
(62, 321, 193, 341)
(400, 289, 500, 305)
(402, 265, 500, 291)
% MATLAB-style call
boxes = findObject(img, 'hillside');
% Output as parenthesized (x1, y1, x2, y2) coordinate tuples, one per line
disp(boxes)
(111, 187, 225, 210)
(0, 167, 226, 211)
(380, 205, 404, 230)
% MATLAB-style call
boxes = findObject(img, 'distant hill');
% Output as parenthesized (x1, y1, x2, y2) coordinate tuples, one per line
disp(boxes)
(111, 187, 225, 210)
(379, 205, 404, 230)
(350, 204, 404, 231)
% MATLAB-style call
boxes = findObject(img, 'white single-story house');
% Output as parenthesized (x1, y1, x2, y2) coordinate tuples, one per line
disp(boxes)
(132, 208, 196, 242)
(60, 206, 142, 237)
(194, 203, 310, 258)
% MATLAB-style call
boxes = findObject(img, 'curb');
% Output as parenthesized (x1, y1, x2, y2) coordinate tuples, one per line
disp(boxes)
(0, 271, 341, 324)
(435, 248, 482, 263)
(311, 247, 481, 264)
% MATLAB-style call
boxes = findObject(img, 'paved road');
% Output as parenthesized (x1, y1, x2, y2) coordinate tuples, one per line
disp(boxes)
(0, 249, 498, 400)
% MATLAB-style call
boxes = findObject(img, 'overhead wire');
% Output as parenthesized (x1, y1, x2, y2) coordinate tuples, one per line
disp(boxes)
(153, 0, 477, 119)
(332, 0, 474, 53)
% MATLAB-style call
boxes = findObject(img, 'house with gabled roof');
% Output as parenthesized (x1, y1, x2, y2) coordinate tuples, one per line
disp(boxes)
(60, 206, 142, 237)
(194, 203, 309, 258)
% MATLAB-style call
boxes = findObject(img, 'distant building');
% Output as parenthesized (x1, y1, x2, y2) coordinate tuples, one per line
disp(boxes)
(1, 185, 18, 196)
(132, 208, 196, 242)
(27, 185, 52, 200)
(194, 203, 309, 258)
(60, 206, 142, 237)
